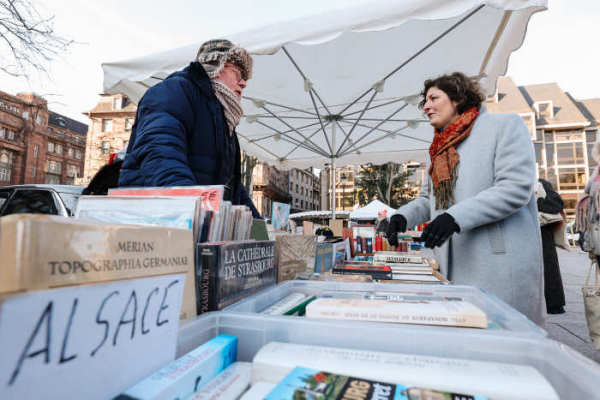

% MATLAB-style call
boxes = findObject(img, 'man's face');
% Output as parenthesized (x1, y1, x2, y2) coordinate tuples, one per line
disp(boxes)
(216, 62, 246, 98)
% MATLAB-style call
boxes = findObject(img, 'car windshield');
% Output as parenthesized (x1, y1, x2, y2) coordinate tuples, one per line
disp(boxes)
(58, 192, 81, 215)
(0, 189, 13, 210)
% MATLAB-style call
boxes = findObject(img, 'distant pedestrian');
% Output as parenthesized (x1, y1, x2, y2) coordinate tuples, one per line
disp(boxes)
(386, 72, 544, 325)
(376, 210, 389, 233)
(536, 178, 566, 314)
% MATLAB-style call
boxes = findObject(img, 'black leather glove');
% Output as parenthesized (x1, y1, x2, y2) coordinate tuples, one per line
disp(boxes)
(386, 214, 407, 247)
(419, 213, 460, 249)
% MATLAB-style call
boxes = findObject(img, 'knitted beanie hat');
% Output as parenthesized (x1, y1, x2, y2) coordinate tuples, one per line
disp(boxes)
(196, 39, 253, 81)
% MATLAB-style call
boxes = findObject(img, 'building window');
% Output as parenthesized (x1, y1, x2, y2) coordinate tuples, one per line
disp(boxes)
(32, 165, 36, 178)
(36, 114, 43, 125)
(534, 101, 553, 119)
(0, 152, 12, 182)
(47, 160, 62, 174)
(7, 130, 14, 140)
(0, 127, 4, 139)
(67, 147, 73, 157)
(56, 144, 63, 155)
(101, 141, 110, 154)
(33, 144, 39, 158)
(125, 118, 134, 130)
(113, 97, 122, 110)
(102, 119, 113, 132)
(75, 150, 82, 160)
(67, 165, 79, 177)
(48, 142, 54, 153)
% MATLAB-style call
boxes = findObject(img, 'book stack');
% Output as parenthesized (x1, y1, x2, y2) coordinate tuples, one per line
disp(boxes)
(117, 335, 560, 400)
(101, 185, 255, 243)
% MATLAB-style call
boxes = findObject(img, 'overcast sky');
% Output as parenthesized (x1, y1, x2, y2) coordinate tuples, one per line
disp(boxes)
(1, 0, 595, 124)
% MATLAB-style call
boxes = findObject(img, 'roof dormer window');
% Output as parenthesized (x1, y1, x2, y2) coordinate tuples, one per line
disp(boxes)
(534, 101, 554, 119)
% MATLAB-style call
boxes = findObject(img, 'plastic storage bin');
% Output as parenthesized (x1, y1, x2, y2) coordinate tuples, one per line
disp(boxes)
(222, 280, 547, 337)
(177, 312, 600, 400)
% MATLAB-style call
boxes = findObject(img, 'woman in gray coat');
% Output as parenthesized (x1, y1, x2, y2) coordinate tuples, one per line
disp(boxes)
(387, 72, 544, 325)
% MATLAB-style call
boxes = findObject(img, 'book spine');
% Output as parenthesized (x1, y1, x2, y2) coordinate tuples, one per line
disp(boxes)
(261, 293, 308, 315)
(197, 245, 219, 313)
(361, 237, 367, 254)
(118, 334, 237, 400)
(366, 237, 373, 253)
(375, 236, 382, 252)
(356, 236, 362, 253)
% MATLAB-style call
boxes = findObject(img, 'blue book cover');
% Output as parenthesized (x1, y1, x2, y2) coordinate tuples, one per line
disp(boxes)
(116, 334, 237, 400)
(271, 202, 291, 230)
(314, 243, 334, 273)
(264, 366, 489, 400)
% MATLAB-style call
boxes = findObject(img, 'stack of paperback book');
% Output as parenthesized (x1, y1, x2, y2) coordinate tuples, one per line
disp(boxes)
(76, 185, 255, 244)
(114, 334, 560, 400)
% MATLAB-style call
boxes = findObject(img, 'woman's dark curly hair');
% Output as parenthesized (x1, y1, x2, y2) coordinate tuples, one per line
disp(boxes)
(418, 72, 485, 114)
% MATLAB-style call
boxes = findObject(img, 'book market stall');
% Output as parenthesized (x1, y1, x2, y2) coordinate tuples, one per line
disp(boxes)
(6, 0, 600, 399)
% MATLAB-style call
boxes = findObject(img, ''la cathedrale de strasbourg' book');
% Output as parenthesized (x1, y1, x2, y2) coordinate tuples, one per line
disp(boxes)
(196, 240, 277, 313)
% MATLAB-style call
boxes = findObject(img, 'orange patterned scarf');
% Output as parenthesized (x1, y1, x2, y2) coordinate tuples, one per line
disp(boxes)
(428, 107, 479, 209)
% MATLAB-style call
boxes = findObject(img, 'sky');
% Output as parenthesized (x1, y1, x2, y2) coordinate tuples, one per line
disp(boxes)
(1, 0, 597, 125)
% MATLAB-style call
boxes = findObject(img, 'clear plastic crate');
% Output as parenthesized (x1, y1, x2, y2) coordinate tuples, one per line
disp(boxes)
(221, 280, 547, 337)
(177, 312, 600, 400)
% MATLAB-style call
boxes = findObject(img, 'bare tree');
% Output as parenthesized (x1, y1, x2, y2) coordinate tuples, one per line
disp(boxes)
(0, 0, 73, 78)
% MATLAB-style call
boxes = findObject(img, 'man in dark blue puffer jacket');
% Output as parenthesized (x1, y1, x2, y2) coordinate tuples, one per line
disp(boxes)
(118, 39, 260, 217)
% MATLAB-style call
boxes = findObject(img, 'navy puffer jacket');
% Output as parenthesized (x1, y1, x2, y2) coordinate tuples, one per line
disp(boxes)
(118, 62, 260, 217)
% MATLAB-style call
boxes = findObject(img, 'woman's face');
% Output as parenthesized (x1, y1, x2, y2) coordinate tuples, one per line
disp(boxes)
(423, 87, 459, 130)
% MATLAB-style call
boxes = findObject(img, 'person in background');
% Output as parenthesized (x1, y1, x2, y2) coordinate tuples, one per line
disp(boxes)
(536, 178, 566, 314)
(376, 209, 389, 233)
(386, 72, 544, 325)
(118, 39, 260, 217)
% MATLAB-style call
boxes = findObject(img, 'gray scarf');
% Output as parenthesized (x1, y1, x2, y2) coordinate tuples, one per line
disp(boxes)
(212, 80, 242, 135)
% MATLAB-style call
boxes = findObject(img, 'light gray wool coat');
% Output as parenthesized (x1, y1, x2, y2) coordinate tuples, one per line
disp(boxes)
(396, 109, 545, 325)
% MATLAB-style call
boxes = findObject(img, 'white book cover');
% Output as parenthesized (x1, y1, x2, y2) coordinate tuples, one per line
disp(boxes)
(305, 298, 488, 328)
(251, 342, 559, 400)
(75, 196, 198, 231)
(391, 273, 441, 282)
(185, 362, 251, 400)
(239, 382, 276, 400)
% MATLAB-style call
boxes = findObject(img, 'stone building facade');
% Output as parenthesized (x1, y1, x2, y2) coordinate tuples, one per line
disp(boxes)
(81, 93, 136, 184)
(320, 165, 356, 211)
(287, 167, 320, 213)
(252, 162, 291, 218)
(0, 91, 87, 186)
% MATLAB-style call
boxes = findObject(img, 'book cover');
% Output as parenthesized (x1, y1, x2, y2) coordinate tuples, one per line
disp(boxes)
(271, 202, 291, 231)
(264, 366, 488, 400)
(251, 218, 269, 240)
(373, 252, 424, 264)
(116, 334, 237, 400)
(108, 185, 224, 212)
(314, 243, 335, 273)
(0, 214, 196, 320)
(186, 362, 251, 400)
(196, 241, 277, 313)
(252, 342, 560, 400)
(75, 195, 198, 231)
(305, 298, 488, 328)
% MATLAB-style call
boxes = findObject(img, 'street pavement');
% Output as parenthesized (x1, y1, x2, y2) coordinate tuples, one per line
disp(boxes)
(545, 248, 599, 362)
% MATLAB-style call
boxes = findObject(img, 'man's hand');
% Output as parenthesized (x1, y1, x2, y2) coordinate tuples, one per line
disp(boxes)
(419, 213, 460, 249)
(386, 214, 407, 247)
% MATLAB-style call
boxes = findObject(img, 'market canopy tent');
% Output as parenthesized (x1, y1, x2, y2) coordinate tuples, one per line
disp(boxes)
(102, 0, 546, 214)
(350, 199, 396, 220)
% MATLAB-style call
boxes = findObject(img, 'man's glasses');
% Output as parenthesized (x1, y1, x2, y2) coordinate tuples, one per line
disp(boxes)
(224, 64, 244, 83)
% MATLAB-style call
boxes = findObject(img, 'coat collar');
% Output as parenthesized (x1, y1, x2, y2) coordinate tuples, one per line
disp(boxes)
(183, 62, 216, 99)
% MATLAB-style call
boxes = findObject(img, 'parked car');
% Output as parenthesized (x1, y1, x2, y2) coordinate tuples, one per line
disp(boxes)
(0, 185, 85, 217)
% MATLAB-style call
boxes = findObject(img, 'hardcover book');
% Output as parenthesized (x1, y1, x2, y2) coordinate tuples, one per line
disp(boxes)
(305, 298, 488, 328)
(373, 252, 424, 264)
(264, 366, 488, 400)
(196, 240, 277, 313)
(0, 214, 196, 320)
(108, 185, 224, 212)
(252, 342, 559, 400)
(332, 264, 393, 280)
(187, 362, 251, 400)
(314, 243, 335, 273)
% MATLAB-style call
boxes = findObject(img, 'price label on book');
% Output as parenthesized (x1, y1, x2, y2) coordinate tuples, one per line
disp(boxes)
(0, 274, 185, 400)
